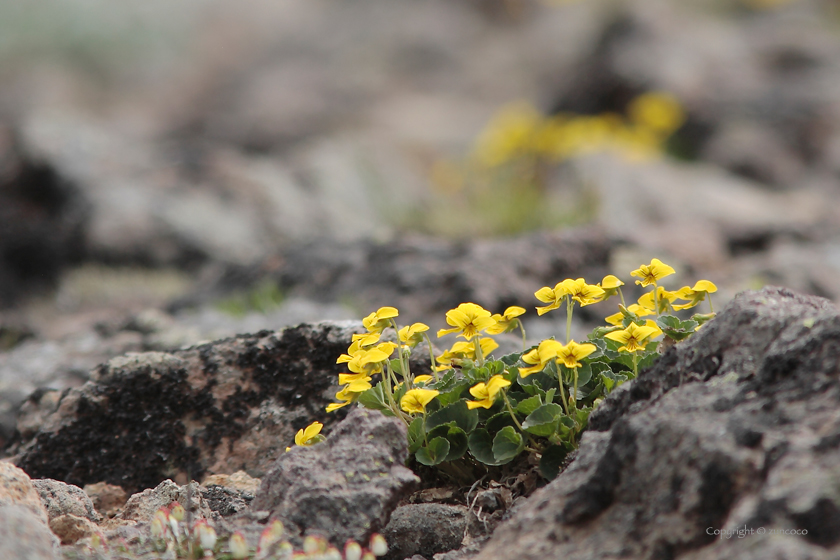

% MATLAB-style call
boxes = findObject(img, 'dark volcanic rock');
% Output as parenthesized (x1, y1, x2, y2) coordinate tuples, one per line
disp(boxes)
(172, 228, 612, 322)
(252, 407, 419, 548)
(8, 322, 364, 493)
(0, 129, 89, 308)
(475, 287, 840, 560)
(382, 503, 472, 560)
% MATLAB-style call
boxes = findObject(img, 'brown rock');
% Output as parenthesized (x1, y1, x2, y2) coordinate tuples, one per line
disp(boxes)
(83, 482, 128, 517)
(118, 479, 212, 524)
(0, 460, 49, 524)
(49, 513, 100, 545)
(202, 470, 261, 495)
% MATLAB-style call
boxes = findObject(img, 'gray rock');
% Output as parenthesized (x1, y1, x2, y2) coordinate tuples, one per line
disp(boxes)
(252, 407, 419, 548)
(383, 503, 471, 560)
(0, 505, 60, 559)
(118, 479, 211, 524)
(9, 322, 366, 493)
(474, 287, 840, 560)
(32, 478, 100, 522)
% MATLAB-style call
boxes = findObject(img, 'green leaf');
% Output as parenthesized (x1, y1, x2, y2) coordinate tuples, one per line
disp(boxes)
(522, 403, 564, 437)
(516, 394, 543, 416)
(492, 426, 525, 463)
(574, 362, 593, 387)
(544, 387, 557, 403)
(468, 429, 505, 466)
(500, 351, 524, 366)
(415, 437, 450, 466)
(539, 444, 570, 480)
(487, 360, 505, 376)
(656, 315, 698, 341)
(407, 416, 425, 454)
(442, 426, 468, 461)
(389, 358, 403, 375)
(357, 384, 388, 411)
(426, 400, 479, 433)
(486, 411, 518, 434)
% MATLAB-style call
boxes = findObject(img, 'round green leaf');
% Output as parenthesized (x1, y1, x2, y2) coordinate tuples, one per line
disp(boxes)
(415, 437, 450, 466)
(492, 426, 525, 463)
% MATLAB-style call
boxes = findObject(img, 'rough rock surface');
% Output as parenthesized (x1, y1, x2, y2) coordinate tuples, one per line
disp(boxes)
(33, 478, 100, 523)
(382, 503, 474, 560)
(83, 482, 128, 517)
(475, 287, 840, 560)
(252, 407, 419, 547)
(8, 322, 365, 493)
(0, 460, 50, 524)
(0, 505, 60, 559)
(118, 479, 211, 524)
(173, 228, 612, 322)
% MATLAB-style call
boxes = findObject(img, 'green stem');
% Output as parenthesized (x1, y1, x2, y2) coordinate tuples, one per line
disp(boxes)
(473, 335, 485, 367)
(518, 320, 527, 351)
(632, 352, 638, 378)
(423, 333, 439, 380)
(554, 363, 569, 415)
(390, 319, 411, 384)
(573, 367, 579, 406)
(708, 294, 714, 313)
(565, 297, 573, 343)
(500, 389, 524, 431)
(618, 286, 626, 308)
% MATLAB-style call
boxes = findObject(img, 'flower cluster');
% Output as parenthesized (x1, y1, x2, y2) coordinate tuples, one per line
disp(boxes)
(140, 503, 388, 560)
(321, 258, 714, 480)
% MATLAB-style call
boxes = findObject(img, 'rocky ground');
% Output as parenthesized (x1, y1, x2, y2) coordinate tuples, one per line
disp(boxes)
(3, 0, 840, 558)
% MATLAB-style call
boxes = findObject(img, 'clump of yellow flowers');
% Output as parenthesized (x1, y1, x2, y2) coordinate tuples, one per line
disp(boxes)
(313, 258, 715, 481)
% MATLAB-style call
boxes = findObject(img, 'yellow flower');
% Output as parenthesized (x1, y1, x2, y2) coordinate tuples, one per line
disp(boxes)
(637, 287, 679, 315)
(435, 338, 499, 371)
(627, 92, 685, 135)
(486, 306, 526, 335)
(362, 306, 399, 334)
(519, 339, 564, 377)
(398, 323, 430, 348)
(556, 340, 597, 369)
(644, 319, 663, 339)
(294, 421, 324, 446)
(558, 278, 606, 307)
(337, 372, 372, 385)
(437, 303, 496, 339)
(325, 382, 369, 412)
(413, 375, 433, 385)
(343, 332, 381, 357)
(631, 258, 676, 287)
(672, 280, 718, 311)
(604, 323, 659, 353)
(534, 283, 570, 316)
(605, 303, 653, 326)
(598, 274, 625, 301)
(466, 375, 511, 409)
(400, 389, 440, 414)
(344, 342, 396, 375)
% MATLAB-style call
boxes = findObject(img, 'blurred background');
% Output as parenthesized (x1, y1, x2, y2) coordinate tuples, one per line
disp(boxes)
(2, 0, 840, 444)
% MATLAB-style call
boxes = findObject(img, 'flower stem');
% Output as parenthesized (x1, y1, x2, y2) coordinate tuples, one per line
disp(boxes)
(653, 283, 660, 317)
(390, 319, 411, 383)
(632, 353, 638, 378)
(618, 287, 626, 308)
(554, 363, 569, 415)
(565, 297, 573, 343)
(518, 320, 527, 351)
(708, 294, 714, 313)
(473, 335, 485, 367)
(423, 333, 439, 381)
(500, 389, 523, 431)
